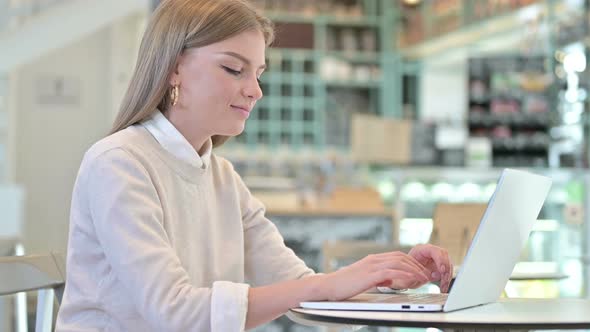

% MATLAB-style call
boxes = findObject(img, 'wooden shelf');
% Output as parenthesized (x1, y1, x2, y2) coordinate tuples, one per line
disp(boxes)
(267, 207, 393, 218)
(399, 2, 546, 59)
(324, 80, 381, 88)
(266, 13, 380, 27)
(324, 51, 380, 63)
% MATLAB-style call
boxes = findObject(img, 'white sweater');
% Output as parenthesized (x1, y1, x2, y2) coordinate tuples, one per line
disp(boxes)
(56, 119, 314, 331)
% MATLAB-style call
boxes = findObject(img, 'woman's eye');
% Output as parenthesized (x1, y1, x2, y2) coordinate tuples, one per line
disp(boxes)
(223, 66, 242, 76)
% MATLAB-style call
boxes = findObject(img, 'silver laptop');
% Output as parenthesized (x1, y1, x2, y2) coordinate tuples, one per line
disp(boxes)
(300, 168, 552, 312)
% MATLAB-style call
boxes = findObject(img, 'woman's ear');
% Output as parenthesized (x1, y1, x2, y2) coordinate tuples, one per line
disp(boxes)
(169, 57, 182, 85)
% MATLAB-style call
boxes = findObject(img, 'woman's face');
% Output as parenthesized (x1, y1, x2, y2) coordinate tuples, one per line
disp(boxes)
(168, 29, 266, 142)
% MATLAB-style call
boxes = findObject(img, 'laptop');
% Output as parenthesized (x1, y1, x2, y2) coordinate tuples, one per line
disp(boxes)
(300, 168, 552, 312)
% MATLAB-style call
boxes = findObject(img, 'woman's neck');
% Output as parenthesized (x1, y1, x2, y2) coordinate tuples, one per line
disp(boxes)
(162, 108, 210, 155)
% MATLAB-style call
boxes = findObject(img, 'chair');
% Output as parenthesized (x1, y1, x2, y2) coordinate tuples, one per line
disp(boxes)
(429, 203, 487, 266)
(0, 252, 65, 332)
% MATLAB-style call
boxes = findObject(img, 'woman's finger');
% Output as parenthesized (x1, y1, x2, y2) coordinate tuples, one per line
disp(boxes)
(441, 262, 454, 293)
(413, 245, 452, 281)
(424, 247, 452, 292)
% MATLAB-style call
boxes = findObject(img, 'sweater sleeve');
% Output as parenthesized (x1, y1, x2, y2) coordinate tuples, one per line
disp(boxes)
(85, 148, 249, 332)
(228, 166, 316, 286)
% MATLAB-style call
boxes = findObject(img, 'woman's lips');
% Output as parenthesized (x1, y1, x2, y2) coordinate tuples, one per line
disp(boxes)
(230, 105, 251, 118)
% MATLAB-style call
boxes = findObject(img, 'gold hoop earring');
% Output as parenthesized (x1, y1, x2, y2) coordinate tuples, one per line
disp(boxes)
(171, 85, 179, 106)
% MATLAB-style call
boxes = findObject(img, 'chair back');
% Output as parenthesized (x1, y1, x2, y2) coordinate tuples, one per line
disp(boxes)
(0, 252, 65, 332)
(430, 203, 486, 265)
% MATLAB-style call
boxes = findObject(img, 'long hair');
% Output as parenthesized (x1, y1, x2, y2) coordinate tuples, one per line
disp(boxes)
(109, 0, 274, 147)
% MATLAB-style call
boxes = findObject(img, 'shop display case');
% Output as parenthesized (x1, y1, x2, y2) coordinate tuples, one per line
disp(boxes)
(468, 55, 553, 167)
(373, 167, 589, 298)
(252, 208, 394, 332)
(549, 0, 588, 168)
(231, 0, 402, 151)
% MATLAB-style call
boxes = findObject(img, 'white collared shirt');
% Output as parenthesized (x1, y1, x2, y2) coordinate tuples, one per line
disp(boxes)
(142, 110, 212, 169)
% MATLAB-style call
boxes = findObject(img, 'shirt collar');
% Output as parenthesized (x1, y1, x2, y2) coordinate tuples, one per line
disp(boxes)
(142, 110, 212, 169)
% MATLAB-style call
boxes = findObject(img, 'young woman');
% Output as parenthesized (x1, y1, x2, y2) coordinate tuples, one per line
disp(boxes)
(56, 0, 452, 331)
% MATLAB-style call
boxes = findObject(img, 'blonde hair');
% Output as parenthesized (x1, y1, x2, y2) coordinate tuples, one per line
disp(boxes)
(110, 0, 274, 147)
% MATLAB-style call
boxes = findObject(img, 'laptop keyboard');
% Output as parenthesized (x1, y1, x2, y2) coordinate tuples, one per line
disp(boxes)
(364, 293, 449, 305)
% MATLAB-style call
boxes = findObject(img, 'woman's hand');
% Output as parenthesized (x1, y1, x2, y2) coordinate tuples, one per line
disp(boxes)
(317, 251, 431, 302)
(408, 244, 453, 293)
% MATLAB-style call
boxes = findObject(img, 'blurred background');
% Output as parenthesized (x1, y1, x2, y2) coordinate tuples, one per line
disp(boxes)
(0, 0, 589, 331)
